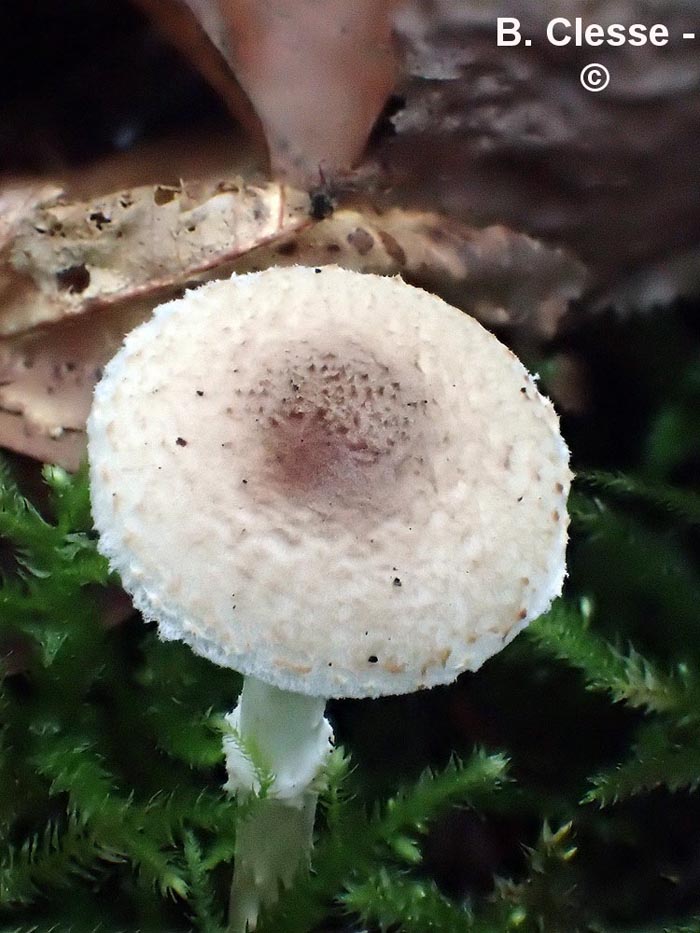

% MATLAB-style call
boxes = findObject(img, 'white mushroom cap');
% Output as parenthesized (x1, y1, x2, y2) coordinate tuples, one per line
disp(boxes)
(88, 266, 571, 699)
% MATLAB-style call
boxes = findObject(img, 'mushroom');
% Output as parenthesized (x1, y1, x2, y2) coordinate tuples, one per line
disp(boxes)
(86, 266, 571, 930)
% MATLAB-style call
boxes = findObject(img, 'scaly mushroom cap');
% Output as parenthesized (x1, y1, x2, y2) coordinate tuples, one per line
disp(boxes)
(88, 266, 571, 698)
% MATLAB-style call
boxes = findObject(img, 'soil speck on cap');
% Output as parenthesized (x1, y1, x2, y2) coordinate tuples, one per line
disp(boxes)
(176, 437, 188, 447)
(368, 655, 378, 664)
(393, 577, 402, 587)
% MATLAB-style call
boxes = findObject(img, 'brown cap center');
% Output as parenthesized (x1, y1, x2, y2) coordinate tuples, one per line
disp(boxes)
(246, 344, 434, 513)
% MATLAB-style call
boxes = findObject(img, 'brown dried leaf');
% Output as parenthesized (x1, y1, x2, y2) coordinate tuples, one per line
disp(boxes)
(181, 0, 399, 185)
(0, 411, 85, 473)
(0, 178, 311, 336)
(0, 301, 152, 469)
(237, 207, 587, 334)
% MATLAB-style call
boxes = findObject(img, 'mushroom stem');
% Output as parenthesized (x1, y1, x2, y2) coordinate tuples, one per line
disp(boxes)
(223, 677, 333, 932)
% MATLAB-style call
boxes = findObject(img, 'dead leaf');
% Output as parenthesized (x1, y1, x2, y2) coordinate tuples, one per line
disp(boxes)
(0, 410, 85, 472)
(1, 178, 311, 336)
(0, 299, 152, 469)
(179, 0, 399, 185)
(0, 183, 64, 252)
(237, 207, 587, 334)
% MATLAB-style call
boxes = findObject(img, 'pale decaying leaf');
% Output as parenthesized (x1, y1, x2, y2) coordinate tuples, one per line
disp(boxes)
(0, 300, 153, 470)
(0, 178, 312, 336)
(0, 184, 66, 250)
(237, 208, 586, 334)
(0, 413, 84, 474)
(0, 179, 585, 468)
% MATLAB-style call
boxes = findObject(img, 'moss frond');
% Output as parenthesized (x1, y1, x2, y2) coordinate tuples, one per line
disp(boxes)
(528, 601, 700, 718)
(374, 750, 509, 844)
(584, 723, 700, 806)
(0, 812, 107, 908)
(342, 868, 480, 933)
(490, 821, 581, 933)
(182, 831, 226, 933)
(41, 463, 93, 534)
(577, 470, 700, 526)
(30, 732, 188, 898)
